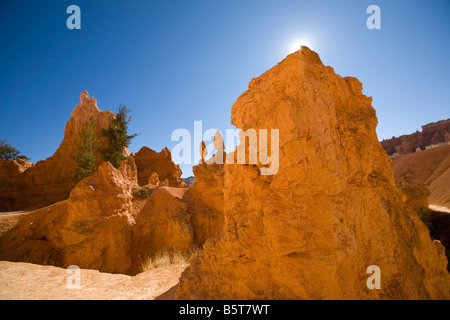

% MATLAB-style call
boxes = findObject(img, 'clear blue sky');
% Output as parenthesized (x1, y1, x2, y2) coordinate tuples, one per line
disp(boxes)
(0, 0, 449, 177)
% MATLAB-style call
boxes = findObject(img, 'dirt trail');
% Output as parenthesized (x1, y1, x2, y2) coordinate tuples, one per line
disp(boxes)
(0, 261, 187, 300)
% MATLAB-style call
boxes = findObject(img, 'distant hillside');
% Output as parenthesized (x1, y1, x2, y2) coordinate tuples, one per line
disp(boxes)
(390, 144, 450, 210)
(381, 119, 450, 156)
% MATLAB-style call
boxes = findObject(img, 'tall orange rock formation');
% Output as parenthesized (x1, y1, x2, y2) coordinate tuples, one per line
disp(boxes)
(175, 47, 450, 299)
(0, 92, 185, 212)
(0, 91, 114, 211)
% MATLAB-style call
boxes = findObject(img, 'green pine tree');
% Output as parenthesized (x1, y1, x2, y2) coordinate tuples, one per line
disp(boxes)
(101, 105, 137, 168)
(71, 117, 100, 181)
(0, 140, 30, 160)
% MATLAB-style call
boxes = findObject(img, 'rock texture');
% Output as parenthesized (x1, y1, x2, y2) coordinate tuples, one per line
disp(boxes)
(391, 145, 450, 210)
(182, 162, 225, 247)
(128, 187, 193, 274)
(148, 172, 160, 186)
(381, 119, 450, 156)
(0, 91, 114, 211)
(182, 134, 226, 247)
(133, 147, 184, 187)
(175, 47, 450, 299)
(0, 159, 34, 211)
(0, 158, 194, 275)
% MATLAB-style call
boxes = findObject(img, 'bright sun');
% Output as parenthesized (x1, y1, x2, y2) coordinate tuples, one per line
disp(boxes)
(289, 40, 312, 54)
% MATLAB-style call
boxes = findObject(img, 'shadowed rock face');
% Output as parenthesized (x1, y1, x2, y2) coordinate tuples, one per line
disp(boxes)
(0, 159, 34, 211)
(174, 47, 450, 299)
(0, 91, 115, 211)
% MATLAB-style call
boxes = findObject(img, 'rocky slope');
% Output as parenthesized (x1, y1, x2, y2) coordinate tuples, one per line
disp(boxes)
(174, 47, 450, 299)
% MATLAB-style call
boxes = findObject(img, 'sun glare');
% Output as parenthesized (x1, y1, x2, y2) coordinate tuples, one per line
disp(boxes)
(289, 40, 312, 54)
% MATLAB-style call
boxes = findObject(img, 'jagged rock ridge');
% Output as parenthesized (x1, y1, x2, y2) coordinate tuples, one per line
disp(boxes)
(381, 119, 450, 156)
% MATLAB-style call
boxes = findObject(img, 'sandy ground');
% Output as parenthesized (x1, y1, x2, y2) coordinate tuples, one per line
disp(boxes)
(0, 261, 186, 300)
(0, 189, 192, 300)
(160, 186, 189, 199)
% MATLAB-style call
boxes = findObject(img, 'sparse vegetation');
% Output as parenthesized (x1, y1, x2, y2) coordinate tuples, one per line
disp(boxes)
(71, 117, 100, 181)
(101, 105, 138, 168)
(140, 248, 197, 272)
(132, 186, 152, 198)
(0, 140, 29, 161)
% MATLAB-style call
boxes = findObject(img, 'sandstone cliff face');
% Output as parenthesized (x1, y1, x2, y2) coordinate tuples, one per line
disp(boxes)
(381, 119, 450, 156)
(0, 158, 194, 275)
(133, 147, 184, 187)
(0, 91, 114, 211)
(175, 47, 450, 299)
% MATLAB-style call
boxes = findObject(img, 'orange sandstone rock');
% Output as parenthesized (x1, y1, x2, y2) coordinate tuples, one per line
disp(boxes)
(133, 146, 184, 187)
(0, 157, 194, 275)
(148, 172, 160, 186)
(0, 91, 114, 211)
(128, 187, 193, 274)
(175, 47, 450, 299)
(182, 133, 226, 247)
(0, 159, 34, 211)
(183, 161, 225, 247)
